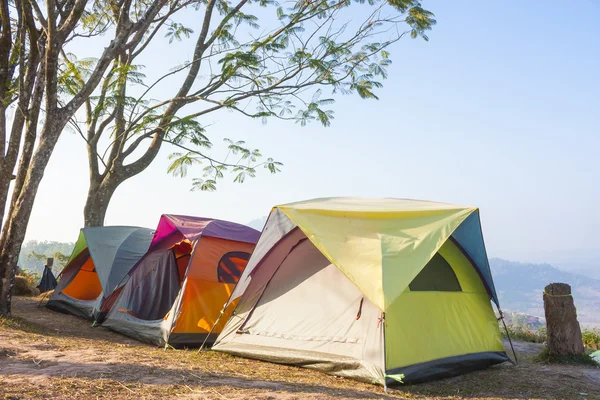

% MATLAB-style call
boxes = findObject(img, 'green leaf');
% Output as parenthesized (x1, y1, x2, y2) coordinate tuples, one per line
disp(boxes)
(191, 179, 217, 192)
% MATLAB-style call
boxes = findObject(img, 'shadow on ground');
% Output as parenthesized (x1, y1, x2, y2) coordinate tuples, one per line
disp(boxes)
(1, 297, 599, 400)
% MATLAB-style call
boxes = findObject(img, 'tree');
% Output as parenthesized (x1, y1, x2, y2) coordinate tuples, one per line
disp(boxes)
(0, 0, 190, 316)
(0, 0, 435, 315)
(68, 0, 436, 226)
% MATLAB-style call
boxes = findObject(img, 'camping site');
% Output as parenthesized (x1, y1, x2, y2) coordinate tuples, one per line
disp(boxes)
(0, 1, 599, 399)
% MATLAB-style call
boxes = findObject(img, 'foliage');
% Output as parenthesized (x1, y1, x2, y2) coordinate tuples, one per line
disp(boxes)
(582, 329, 600, 351)
(502, 324, 547, 344)
(0, 0, 188, 314)
(67, 0, 437, 204)
(18, 241, 74, 275)
(502, 321, 600, 352)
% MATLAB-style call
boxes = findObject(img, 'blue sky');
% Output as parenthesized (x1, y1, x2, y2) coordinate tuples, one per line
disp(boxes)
(24, 0, 599, 265)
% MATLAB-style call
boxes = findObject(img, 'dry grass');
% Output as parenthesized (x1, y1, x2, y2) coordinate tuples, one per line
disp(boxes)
(501, 324, 547, 344)
(502, 323, 600, 351)
(1, 297, 599, 399)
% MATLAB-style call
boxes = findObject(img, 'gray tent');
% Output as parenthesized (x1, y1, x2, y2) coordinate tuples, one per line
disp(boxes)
(47, 226, 153, 320)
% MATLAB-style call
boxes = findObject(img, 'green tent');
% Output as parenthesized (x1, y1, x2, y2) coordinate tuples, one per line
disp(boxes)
(214, 198, 508, 385)
(47, 226, 153, 320)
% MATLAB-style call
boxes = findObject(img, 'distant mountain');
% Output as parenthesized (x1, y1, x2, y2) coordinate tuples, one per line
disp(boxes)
(490, 258, 600, 324)
(502, 311, 545, 330)
(550, 249, 600, 280)
(246, 216, 268, 231)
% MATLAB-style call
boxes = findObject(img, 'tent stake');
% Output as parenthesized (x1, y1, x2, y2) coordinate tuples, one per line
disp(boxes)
(499, 310, 518, 365)
(36, 291, 50, 308)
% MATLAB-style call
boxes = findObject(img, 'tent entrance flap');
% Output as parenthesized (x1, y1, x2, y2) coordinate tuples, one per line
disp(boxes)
(122, 249, 181, 321)
(61, 257, 102, 301)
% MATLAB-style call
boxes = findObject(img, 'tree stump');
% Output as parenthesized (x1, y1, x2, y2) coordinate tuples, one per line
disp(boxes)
(543, 283, 585, 355)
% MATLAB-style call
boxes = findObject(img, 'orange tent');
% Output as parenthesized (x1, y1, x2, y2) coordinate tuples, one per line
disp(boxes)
(102, 215, 260, 347)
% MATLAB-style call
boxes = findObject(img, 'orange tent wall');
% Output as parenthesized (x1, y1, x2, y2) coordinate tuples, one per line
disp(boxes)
(61, 257, 103, 300)
(171, 237, 255, 334)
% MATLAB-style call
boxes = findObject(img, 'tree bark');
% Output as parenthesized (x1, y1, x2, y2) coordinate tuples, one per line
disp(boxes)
(0, 119, 65, 315)
(0, 174, 11, 227)
(83, 177, 119, 227)
(543, 283, 585, 356)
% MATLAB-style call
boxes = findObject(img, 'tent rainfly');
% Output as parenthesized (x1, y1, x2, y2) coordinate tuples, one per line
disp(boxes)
(213, 198, 510, 385)
(46, 226, 154, 320)
(101, 215, 260, 347)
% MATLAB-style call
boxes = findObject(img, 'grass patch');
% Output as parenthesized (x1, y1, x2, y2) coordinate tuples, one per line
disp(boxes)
(502, 324, 546, 343)
(502, 323, 600, 351)
(582, 329, 600, 350)
(0, 314, 57, 336)
(534, 347, 599, 366)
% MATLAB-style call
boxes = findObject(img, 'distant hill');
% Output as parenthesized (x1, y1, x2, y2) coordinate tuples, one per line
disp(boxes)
(550, 249, 600, 280)
(16, 233, 600, 326)
(502, 311, 545, 330)
(490, 258, 600, 324)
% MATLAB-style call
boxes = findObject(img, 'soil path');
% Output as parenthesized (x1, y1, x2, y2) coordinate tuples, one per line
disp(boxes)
(1, 297, 599, 399)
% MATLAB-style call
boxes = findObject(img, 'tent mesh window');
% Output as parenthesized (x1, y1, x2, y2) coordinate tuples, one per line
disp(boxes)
(409, 253, 462, 292)
(217, 252, 251, 284)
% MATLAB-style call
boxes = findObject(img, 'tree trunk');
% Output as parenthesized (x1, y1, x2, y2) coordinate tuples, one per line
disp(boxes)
(0, 260, 17, 316)
(0, 122, 64, 316)
(543, 283, 585, 356)
(0, 172, 12, 231)
(83, 177, 119, 227)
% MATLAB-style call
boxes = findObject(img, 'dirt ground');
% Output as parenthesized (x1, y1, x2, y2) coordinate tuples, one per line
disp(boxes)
(1, 297, 599, 400)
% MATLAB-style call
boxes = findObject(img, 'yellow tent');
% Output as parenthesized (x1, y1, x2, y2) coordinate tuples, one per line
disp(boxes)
(214, 198, 508, 384)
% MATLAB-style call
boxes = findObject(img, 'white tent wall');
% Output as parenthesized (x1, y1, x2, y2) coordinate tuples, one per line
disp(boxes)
(226, 208, 296, 305)
(214, 229, 385, 384)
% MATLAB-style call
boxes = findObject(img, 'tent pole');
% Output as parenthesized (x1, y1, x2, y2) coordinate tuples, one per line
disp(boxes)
(499, 309, 518, 365)
(382, 312, 388, 393)
(197, 305, 225, 353)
